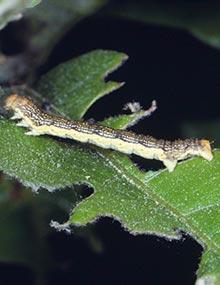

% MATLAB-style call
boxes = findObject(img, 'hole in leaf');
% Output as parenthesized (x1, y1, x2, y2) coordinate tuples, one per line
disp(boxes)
(78, 184, 94, 200)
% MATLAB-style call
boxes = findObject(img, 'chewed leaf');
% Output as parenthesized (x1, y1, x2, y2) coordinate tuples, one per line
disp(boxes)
(70, 149, 220, 234)
(1, 49, 220, 285)
(36, 50, 127, 119)
(102, 100, 157, 129)
(0, 119, 179, 238)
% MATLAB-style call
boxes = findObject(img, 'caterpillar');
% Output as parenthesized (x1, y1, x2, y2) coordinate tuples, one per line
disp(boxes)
(4, 94, 213, 172)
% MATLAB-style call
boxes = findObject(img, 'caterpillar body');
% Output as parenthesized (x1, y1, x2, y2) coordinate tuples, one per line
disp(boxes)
(4, 94, 213, 172)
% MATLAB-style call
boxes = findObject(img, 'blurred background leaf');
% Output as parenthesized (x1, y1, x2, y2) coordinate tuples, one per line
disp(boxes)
(111, 0, 220, 49)
(0, 0, 107, 84)
(0, 0, 41, 30)
(25, 0, 108, 63)
(182, 120, 220, 146)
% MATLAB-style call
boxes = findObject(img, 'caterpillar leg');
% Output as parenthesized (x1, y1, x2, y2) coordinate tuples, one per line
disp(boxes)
(25, 130, 41, 136)
(16, 120, 30, 127)
(10, 113, 22, 120)
(163, 159, 177, 172)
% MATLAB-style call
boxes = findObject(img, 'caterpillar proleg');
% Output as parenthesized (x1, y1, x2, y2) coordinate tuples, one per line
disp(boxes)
(4, 94, 213, 172)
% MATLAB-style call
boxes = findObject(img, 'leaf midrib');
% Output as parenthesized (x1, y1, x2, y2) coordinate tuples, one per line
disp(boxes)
(99, 150, 220, 255)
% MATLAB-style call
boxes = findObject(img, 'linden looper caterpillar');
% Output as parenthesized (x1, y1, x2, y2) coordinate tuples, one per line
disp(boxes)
(4, 94, 213, 172)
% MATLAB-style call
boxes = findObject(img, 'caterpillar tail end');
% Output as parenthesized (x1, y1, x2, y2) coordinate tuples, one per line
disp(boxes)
(4, 94, 19, 111)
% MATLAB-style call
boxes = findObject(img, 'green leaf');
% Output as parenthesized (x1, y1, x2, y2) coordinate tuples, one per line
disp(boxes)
(1, 49, 220, 284)
(102, 100, 157, 129)
(0, 0, 41, 30)
(196, 250, 220, 285)
(36, 49, 127, 119)
(0, 118, 181, 237)
(111, 1, 220, 49)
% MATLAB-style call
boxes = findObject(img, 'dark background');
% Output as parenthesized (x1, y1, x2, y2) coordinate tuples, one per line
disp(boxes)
(1, 4, 220, 285)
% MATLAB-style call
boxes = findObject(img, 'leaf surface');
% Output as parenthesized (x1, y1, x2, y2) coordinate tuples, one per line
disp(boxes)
(36, 50, 127, 119)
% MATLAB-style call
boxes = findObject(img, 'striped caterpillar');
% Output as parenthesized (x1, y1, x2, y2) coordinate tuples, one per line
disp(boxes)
(4, 94, 213, 172)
